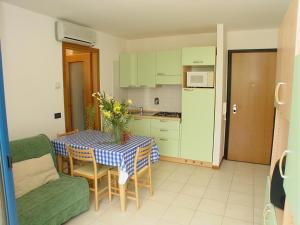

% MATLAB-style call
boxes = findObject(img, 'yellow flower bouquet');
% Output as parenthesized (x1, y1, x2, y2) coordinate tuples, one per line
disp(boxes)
(92, 91, 132, 144)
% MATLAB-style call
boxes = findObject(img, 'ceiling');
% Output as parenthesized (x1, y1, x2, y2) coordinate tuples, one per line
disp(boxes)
(3, 0, 290, 39)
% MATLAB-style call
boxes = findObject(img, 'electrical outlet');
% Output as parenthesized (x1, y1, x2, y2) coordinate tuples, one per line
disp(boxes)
(154, 97, 159, 105)
(54, 113, 61, 119)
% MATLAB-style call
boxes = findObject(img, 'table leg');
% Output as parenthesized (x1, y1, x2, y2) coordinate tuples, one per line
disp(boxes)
(119, 183, 127, 211)
(56, 155, 63, 173)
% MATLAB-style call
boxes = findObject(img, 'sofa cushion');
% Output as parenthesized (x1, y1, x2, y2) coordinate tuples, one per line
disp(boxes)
(13, 153, 59, 198)
(16, 174, 90, 225)
(10, 134, 57, 167)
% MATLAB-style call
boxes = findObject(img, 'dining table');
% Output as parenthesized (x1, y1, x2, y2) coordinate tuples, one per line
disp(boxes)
(51, 130, 159, 211)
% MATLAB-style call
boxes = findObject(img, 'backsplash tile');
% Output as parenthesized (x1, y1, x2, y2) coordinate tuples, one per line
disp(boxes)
(127, 85, 182, 112)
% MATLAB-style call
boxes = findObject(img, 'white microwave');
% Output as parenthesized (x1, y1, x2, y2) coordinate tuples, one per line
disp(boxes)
(186, 71, 214, 88)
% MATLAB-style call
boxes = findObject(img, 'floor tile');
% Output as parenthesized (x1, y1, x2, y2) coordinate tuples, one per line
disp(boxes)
(136, 200, 169, 220)
(222, 217, 253, 225)
(172, 193, 201, 210)
(203, 187, 230, 203)
(159, 179, 185, 193)
(228, 191, 253, 207)
(97, 206, 136, 225)
(147, 189, 177, 205)
(65, 160, 269, 225)
(225, 203, 254, 223)
(197, 198, 226, 216)
(230, 181, 254, 195)
(180, 183, 206, 198)
(162, 205, 195, 225)
(254, 207, 264, 225)
(168, 171, 191, 183)
(190, 211, 223, 225)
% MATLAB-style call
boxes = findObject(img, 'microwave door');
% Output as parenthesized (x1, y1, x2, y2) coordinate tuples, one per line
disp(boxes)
(191, 74, 207, 87)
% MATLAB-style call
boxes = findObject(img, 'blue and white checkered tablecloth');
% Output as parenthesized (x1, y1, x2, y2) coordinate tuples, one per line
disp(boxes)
(52, 130, 159, 184)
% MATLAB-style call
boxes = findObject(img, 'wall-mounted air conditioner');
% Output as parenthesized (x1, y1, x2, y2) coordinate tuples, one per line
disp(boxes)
(55, 20, 96, 47)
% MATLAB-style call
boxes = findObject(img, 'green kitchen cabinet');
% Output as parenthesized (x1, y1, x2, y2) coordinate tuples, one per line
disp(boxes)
(119, 53, 138, 87)
(181, 88, 215, 162)
(151, 119, 181, 158)
(154, 137, 180, 158)
(283, 55, 300, 225)
(182, 46, 216, 66)
(137, 52, 156, 87)
(156, 49, 181, 85)
(128, 118, 151, 136)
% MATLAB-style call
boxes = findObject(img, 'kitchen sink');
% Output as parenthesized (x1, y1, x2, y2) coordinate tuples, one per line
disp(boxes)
(130, 111, 156, 116)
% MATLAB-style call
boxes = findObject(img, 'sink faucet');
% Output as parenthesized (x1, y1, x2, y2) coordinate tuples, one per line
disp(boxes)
(139, 106, 143, 115)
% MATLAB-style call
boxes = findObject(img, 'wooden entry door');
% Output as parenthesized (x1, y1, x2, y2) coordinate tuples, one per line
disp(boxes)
(227, 51, 277, 164)
(62, 43, 100, 132)
(64, 53, 92, 131)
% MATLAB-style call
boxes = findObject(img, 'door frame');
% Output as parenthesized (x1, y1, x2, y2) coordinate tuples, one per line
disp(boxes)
(62, 42, 101, 132)
(224, 48, 277, 160)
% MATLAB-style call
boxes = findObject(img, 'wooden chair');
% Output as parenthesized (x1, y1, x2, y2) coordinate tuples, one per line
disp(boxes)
(108, 142, 153, 209)
(67, 145, 109, 210)
(57, 129, 79, 173)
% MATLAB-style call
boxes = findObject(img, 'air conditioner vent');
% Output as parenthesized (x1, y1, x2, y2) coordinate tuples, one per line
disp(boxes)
(55, 20, 96, 47)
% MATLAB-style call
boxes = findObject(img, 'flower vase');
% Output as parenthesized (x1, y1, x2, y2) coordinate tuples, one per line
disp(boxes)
(112, 125, 122, 144)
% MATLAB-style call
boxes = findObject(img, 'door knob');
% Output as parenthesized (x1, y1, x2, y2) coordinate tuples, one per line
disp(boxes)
(232, 104, 237, 114)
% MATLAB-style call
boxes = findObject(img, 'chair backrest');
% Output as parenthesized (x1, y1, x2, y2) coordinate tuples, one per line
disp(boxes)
(57, 129, 79, 137)
(133, 142, 153, 173)
(66, 145, 97, 176)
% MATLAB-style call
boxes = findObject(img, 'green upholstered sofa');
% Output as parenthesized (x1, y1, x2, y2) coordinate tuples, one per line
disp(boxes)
(10, 134, 90, 225)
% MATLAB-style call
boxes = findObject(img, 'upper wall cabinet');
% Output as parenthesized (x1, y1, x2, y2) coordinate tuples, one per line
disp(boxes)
(182, 46, 216, 66)
(137, 52, 156, 88)
(119, 53, 138, 87)
(156, 49, 182, 85)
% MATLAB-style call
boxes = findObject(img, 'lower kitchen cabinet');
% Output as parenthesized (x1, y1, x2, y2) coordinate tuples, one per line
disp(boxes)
(151, 119, 181, 158)
(181, 88, 215, 162)
(154, 137, 180, 158)
(128, 118, 151, 136)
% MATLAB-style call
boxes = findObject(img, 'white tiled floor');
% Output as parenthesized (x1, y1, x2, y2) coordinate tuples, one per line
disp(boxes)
(65, 160, 269, 225)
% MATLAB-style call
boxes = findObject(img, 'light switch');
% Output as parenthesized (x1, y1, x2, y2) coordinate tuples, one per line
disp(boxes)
(55, 82, 61, 90)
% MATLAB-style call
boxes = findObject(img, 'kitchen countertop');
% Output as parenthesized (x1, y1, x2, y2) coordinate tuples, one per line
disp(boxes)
(129, 110, 181, 122)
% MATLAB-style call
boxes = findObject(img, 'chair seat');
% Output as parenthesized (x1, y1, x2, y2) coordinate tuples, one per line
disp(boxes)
(74, 164, 110, 178)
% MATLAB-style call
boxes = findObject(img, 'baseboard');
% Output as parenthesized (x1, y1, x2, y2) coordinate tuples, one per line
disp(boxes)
(159, 155, 212, 168)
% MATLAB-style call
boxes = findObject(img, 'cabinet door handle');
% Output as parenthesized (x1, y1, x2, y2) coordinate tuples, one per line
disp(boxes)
(160, 120, 168, 123)
(279, 150, 289, 179)
(275, 82, 285, 105)
(157, 73, 165, 75)
(184, 88, 194, 91)
(193, 60, 204, 64)
(159, 138, 168, 141)
(160, 129, 168, 132)
(134, 118, 142, 121)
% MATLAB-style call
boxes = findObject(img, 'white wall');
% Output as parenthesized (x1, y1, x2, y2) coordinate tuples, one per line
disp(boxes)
(0, 2, 125, 140)
(227, 28, 278, 50)
(94, 31, 126, 98)
(126, 32, 217, 52)
(125, 32, 217, 111)
(127, 86, 182, 112)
